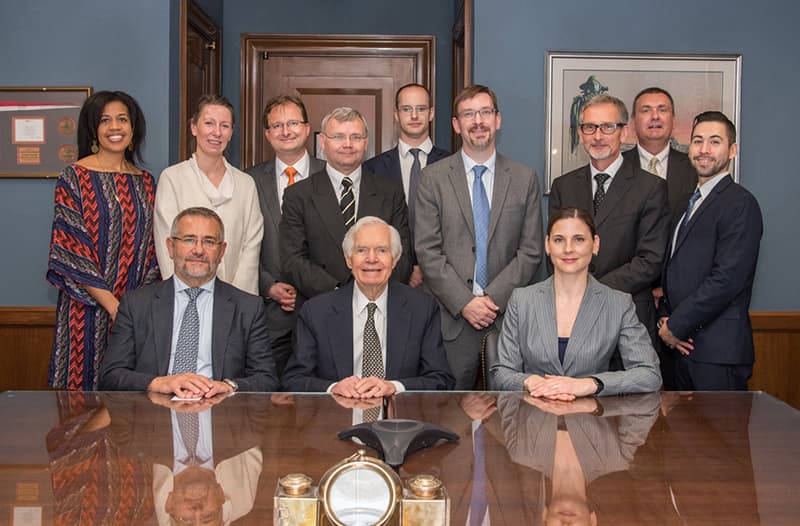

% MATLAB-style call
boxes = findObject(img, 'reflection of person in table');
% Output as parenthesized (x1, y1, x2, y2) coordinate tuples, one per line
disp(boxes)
(490, 207, 661, 398)
(47, 90, 159, 390)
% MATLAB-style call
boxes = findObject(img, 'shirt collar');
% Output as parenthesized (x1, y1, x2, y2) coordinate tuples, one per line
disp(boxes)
(590, 153, 624, 178)
(697, 171, 729, 197)
(636, 143, 670, 164)
(326, 163, 362, 190)
(398, 137, 433, 157)
(353, 282, 389, 316)
(173, 275, 215, 295)
(276, 151, 310, 179)
(461, 149, 497, 176)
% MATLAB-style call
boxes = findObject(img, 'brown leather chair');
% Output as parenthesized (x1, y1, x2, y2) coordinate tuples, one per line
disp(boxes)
(477, 329, 500, 390)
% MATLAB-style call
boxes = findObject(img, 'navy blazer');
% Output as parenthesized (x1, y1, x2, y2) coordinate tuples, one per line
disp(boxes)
(281, 280, 455, 392)
(661, 175, 762, 366)
(99, 278, 279, 392)
(363, 144, 451, 188)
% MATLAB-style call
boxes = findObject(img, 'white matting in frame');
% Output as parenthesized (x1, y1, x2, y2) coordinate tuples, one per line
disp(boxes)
(544, 51, 742, 192)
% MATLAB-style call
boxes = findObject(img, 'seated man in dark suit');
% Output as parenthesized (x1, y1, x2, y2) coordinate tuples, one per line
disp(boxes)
(281, 216, 454, 396)
(100, 207, 279, 397)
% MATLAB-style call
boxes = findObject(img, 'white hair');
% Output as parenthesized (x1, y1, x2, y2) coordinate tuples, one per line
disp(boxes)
(341, 216, 401, 259)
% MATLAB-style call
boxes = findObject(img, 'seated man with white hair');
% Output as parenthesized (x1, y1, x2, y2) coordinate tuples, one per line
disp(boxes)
(281, 216, 454, 396)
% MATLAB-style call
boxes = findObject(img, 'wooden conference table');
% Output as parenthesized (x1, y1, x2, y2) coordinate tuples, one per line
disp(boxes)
(1, 390, 798, 525)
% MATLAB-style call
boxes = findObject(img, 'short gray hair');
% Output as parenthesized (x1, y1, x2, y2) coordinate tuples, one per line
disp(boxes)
(321, 107, 369, 136)
(342, 216, 401, 259)
(581, 94, 629, 124)
(170, 207, 225, 241)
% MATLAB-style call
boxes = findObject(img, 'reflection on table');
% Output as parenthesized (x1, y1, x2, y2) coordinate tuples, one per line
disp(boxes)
(0, 390, 798, 525)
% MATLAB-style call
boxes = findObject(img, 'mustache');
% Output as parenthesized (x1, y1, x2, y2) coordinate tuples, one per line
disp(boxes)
(468, 123, 491, 132)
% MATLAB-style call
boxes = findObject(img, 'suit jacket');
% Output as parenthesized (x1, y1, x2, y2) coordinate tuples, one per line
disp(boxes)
(623, 146, 698, 232)
(490, 275, 662, 395)
(362, 144, 451, 188)
(414, 152, 544, 339)
(549, 157, 670, 334)
(661, 175, 763, 365)
(280, 280, 455, 392)
(99, 278, 279, 392)
(245, 156, 326, 332)
(279, 167, 412, 301)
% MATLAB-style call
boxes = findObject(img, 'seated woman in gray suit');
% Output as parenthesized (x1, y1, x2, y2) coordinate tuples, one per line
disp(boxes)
(490, 207, 661, 398)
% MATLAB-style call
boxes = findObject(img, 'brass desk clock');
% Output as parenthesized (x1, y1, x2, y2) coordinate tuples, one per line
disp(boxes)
(274, 449, 450, 526)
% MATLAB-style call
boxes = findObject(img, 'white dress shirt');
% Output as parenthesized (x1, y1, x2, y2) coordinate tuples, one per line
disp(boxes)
(461, 150, 497, 296)
(169, 276, 215, 379)
(398, 137, 434, 201)
(276, 151, 311, 209)
(590, 153, 624, 195)
(326, 164, 362, 212)
(636, 143, 670, 179)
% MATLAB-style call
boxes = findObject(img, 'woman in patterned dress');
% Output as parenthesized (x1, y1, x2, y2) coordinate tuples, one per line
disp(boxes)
(47, 91, 160, 390)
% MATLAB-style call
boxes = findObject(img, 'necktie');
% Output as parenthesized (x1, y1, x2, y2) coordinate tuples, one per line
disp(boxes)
(647, 156, 660, 176)
(362, 302, 384, 422)
(593, 173, 610, 215)
(678, 188, 702, 236)
(340, 177, 355, 227)
(176, 411, 201, 465)
(172, 288, 202, 374)
(407, 148, 422, 230)
(472, 165, 490, 289)
(285, 166, 298, 186)
(469, 423, 488, 526)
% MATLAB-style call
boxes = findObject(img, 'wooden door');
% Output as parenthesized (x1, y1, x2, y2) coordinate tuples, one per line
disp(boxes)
(240, 34, 434, 169)
(180, 0, 221, 161)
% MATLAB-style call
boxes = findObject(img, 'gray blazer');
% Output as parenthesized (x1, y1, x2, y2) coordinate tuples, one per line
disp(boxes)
(414, 152, 544, 339)
(490, 276, 661, 395)
(245, 156, 325, 331)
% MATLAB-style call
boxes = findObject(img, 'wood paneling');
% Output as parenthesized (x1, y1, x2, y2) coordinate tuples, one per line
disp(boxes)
(0, 307, 55, 391)
(748, 311, 800, 409)
(1, 308, 798, 406)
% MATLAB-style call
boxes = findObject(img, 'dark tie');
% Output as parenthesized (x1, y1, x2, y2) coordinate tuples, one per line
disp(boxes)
(172, 288, 202, 374)
(677, 188, 702, 237)
(593, 173, 610, 215)
(407, 148, 422, 230)
(176, 412, 201, 465)
(340, 177, 355, 227)
(362, 303, 384, 421)
(285, 166, 298, 186)
(472, 165, 490, 289)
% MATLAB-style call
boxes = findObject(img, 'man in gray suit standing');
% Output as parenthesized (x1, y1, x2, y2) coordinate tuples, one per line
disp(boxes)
(549, 94, 669, 348)
(246, 94, 325, 375)
(415, 84, 544, 389)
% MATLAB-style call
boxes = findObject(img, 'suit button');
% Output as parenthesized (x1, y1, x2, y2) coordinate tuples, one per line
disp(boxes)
(471, 246, 476, 253)
(467, 278, 473, 285)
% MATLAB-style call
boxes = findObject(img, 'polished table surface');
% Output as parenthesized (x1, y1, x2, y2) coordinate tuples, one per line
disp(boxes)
(1, 390, 799, 525)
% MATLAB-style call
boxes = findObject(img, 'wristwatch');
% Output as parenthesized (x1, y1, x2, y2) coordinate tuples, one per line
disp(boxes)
(222, 378, 239, 392)
(590, 376, 604, 394)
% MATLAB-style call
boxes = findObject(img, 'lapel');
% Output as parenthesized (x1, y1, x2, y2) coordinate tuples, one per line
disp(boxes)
(388, 148, 402, 181)
(326, 284, 355, 378)
(533, 278, 563, 374)
(211, 279, 234, 381)
(357, 170, 384, 217)
(673, 175, 732, 254)
(384, 281, 411, 379)
(152, 279, 175, 375)
(594, 159, 634, 227)
(446, 153, 476, 237)
(572, 167, 595, 216)
(488, 155, 511, 242)
(261, 159, 282, 232)
(562, 276, 605, 372)
(310, 169, 347, 246)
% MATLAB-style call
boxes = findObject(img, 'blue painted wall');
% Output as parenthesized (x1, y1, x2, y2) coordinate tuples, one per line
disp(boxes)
(0, 0, 176, 305)
(221, 0, 456, 168)
(473, 0, 800, 310)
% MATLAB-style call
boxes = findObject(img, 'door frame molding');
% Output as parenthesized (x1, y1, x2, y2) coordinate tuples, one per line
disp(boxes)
(239, 33, 434, 168)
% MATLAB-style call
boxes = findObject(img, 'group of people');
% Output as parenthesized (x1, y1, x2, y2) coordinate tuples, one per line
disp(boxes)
(46, 81, 762, 402)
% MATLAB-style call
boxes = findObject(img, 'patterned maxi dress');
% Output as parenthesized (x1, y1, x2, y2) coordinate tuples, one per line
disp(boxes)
(47, 164, 160, 390)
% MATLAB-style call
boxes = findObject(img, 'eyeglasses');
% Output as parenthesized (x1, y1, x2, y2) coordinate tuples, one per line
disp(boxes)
(458, 108, 497, 120)
(579, 122, 626, 135)
(171, 236, 223, 249)
(397, 105, 430, 114)
(267, 120, 307, 132)
(322, 133, 367, 143)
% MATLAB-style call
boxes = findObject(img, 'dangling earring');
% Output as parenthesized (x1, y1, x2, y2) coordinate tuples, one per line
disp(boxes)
(128, 141, 134, 152)
(90, 139, 99, 154)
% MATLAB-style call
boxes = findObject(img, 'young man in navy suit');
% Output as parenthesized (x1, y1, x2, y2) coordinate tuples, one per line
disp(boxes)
(363, 83, 450, 288)
(659, 111, 763, 390)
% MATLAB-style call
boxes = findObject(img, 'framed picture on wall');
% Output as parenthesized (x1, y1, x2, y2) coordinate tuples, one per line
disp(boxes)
(544, 52, 741, 192)
(0, 86, 92, 178)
